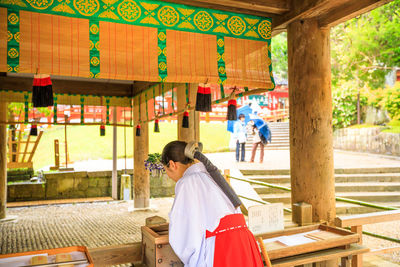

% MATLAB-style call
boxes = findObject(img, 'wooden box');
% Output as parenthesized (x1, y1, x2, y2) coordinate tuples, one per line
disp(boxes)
(256, 224, 361, 260)
(141, 223, 183, 267)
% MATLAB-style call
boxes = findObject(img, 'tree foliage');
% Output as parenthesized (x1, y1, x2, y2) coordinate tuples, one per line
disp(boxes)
(271, 32, 288, 83)
(331, 0, 400, 89)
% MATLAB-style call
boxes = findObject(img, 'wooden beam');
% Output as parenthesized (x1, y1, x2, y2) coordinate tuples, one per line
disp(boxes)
(0, 74, 135, 97)
(89, 242, 142, 266)
(318, 0, 393, 28)
(133, 97, 150, 209)
(288, 19, 336, 223)
(335, 210, 400, 228)
(161, 0, 288, 14)
(159, 0, 281, 17)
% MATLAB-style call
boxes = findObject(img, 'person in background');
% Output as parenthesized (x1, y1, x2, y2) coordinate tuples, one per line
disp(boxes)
(233, 114, 247, 162)
(250, 124, 265, 163)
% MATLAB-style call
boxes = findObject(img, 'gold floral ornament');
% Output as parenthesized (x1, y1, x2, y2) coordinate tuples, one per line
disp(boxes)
(7, 31, 13, 42)
(118, 0, 141, 22)
(8, 48, 19, 59)
(213, 13, 228, 34)
(228, 16, 245, 36)
(159, 62, 167, 71)
(8, 13, 19, 24)
(218, 66, 225, 74)
(217, 38, 224, 47)
(90, 56, 100, 66)
(74, 0, 99, 16)
(27, 0, 53, 9)
(194, 11, 213, 31)
(177, 8, 194, 29)
(157, 31, 166, 41)
(14, 65, 20, 72)
(14, 32, 20, 42)
(258, 20, 271, 40)
(158, 6, 179, 27)
(7, 65, 13, 72)
(90, 23, 99, 34)
(89, 40, 94, 50)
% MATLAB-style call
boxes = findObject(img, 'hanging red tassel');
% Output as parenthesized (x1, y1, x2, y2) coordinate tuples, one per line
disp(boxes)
(195, 84, 205, 112)
(136, 124, 141, 136)
(32, 74, 54, 107)
(227, 99, 237, 121)
(204, 85, 212, 112)
(182, 111, 189, 128)
(195, 84, 212, 112)
(154, 119, 160, 132)
(100, 125, 105, 136)
(30, 124, 38, 136)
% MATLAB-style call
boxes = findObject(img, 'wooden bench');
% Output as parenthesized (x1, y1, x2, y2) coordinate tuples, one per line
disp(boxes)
(335, 209, 400, 267)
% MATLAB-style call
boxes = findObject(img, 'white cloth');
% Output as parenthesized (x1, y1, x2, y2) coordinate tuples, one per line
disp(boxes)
(168, 162, 240, 267)
(233, 120, 247, 143)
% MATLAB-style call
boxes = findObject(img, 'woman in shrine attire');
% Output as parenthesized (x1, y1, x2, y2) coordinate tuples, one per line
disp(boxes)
(161, 141, 263, 267)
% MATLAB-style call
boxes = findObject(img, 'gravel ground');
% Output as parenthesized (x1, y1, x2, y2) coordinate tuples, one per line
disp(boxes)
(363, 221, 400, 264)
(0, 199, 173, 255)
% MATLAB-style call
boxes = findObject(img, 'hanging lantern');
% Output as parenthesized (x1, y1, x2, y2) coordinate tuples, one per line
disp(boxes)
(30, 124, 38, 136)
(154, 119, 160, 132)
(136, 124, 141, 136)
(182, 111, 189, 128)
(100, 124, 105, 136)
(227, 99, 237, 121)
(32, 74, 54, 107)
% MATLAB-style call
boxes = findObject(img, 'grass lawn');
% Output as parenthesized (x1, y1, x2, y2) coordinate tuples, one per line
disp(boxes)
(348, 120, 400, 133)
(32, 122, 230, 170)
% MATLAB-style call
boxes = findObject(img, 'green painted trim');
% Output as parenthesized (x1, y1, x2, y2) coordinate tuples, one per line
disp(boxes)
(89, 19, 100, 78)
(106, 97, 110, 124)
(158, 28, 167, 82)
(80, 96, 84, 124)
(217, 35, 227, 88)
(267, 42, 275, 90)
(24, 92, 28, 123)
(0, 0, 272, 41)
(53, 95, 58, 124)
(7, 8, 19, 73)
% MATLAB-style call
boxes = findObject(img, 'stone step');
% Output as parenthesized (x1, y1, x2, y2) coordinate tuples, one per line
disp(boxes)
(253, 182, 400, 194)
(260, 192, 400, 204)
(247, 173, 400, 183)
(240, 167, 400, 176)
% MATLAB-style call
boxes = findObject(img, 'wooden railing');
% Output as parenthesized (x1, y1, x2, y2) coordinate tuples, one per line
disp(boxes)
(335, 210, 400, 267)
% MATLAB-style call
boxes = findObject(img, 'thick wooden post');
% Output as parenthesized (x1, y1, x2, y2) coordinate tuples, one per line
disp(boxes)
(288, 19, 336, 224)
(133, 97, 149, 209)
(177, 83, 199, 143)
(0, 102, 7, 219)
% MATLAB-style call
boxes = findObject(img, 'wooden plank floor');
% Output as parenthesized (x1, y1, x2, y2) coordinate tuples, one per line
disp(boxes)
(8, 197, 114, 207)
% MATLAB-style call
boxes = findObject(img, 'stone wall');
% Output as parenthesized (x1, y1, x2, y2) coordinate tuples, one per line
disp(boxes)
(333, 127, 400, 156)
(7, 170, 175, 202)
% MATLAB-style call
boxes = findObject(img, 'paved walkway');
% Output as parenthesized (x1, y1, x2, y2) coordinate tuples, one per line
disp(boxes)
(41, 149, 400, 172)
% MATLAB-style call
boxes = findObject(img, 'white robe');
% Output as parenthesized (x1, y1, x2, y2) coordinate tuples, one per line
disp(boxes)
(168, 162, 240, 267)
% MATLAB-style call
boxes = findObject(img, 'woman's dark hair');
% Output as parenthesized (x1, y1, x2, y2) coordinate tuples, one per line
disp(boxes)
(238, 114, 245, 119)
(161, 141, 194, 166)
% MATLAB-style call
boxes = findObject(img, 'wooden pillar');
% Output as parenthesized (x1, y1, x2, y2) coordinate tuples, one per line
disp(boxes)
(133, 97, 149, 209)
(288, 19, 336, 224)
(177, 83, 199, 143)
(0, 102, 7, 219)
(112, 106, 118, 200)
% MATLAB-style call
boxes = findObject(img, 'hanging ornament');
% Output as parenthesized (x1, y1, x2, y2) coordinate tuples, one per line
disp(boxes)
(136, 124, 141, 136)
(227, 99, 238, 121)
(100, 124, 105, 136)
(195, 83, 212, 112)
(32, 74, 54, 107)
(182, 111, 189, 128)
(30, 124, 38, 136)
(154, 119, 160, 132)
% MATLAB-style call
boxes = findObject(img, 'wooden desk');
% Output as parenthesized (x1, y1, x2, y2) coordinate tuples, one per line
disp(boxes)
(271, 244, 369, 267)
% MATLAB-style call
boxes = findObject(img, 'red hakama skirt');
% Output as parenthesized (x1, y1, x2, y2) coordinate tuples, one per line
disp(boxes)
(206, 213, 264, 267)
